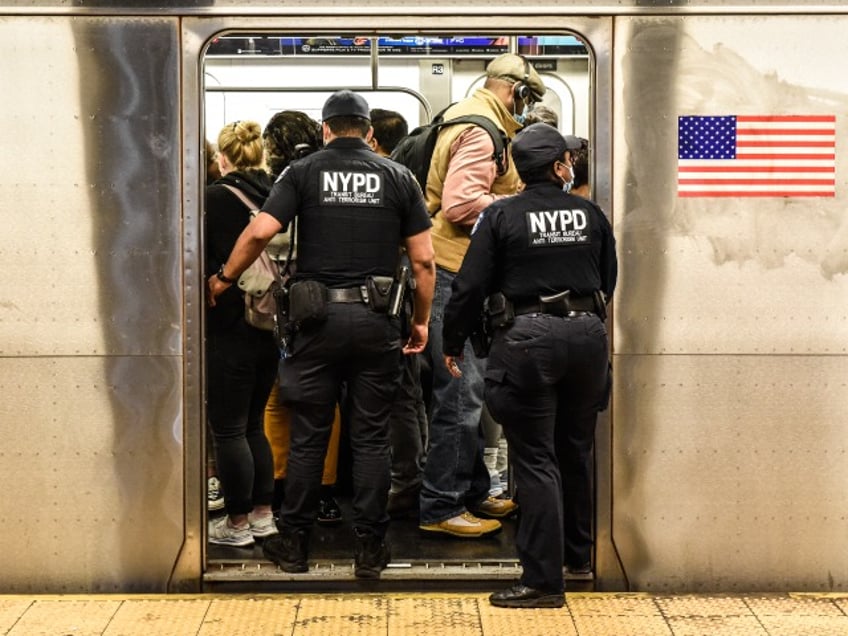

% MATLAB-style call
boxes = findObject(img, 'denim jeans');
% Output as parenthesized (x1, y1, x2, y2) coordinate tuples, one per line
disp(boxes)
(419, 266, 491, 524)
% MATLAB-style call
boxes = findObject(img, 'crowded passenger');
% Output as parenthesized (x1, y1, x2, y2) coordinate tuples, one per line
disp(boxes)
(568, 135, 590, 198)
(523, 103, 559, 128)
(368, 108, 430, 518)
(205, 120, 279, 547)
(205, 139, 222, 185)
(368, 108, 409, 157)
(418, 53, 541, 538)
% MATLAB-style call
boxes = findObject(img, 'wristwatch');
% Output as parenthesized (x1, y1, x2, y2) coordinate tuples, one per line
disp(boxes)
(216, 265, 238, 284)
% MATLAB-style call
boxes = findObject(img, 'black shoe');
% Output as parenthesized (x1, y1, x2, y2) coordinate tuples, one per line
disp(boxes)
(489, 584, 564, 609)
(262, 527, 309, 573)
(353, 529, 390, 579)
(317, 485, 343, 525)
(317, 496, 343, 525)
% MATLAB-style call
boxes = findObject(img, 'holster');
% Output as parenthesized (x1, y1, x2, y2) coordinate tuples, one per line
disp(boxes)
(364, 275, 394, 314)
(288, 280, 328, 329)
(399, 274, 416, 338)
(471, 292, 514, 358)
(272, 284, 291, 350)
(388, 266, 410, 318)
(485, 292, 515, 329)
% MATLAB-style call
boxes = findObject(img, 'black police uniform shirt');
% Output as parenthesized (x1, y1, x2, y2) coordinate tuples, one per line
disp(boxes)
(262, 137, 431, 287)
(442, 181, 618, 356)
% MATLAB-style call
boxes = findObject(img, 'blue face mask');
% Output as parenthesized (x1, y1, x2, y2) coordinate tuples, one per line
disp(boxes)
(514, 103, 529, 126)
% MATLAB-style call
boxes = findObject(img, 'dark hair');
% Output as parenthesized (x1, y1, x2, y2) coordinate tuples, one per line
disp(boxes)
(571, 145, 589, 190)
(370, 108, 408, 154)
(262, 110, 322, 177)
(325, 115, 370, 138)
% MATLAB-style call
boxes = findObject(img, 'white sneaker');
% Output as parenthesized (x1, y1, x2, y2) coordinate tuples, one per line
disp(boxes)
(248, 512, 278, 538)
(208, 516, 254, 547)
(208, 476, 224, 512)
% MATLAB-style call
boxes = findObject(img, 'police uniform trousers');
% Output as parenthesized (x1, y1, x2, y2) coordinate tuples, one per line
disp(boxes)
(277, 302, 402, 537)
(484, 312, 610, 592)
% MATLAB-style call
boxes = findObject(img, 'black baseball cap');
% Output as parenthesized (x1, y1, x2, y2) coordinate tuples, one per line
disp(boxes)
(512, 123, 580, 171)
(322, 90, 371, 121)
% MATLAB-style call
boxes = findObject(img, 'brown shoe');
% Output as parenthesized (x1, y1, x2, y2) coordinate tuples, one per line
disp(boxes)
(474, 496, 518, 519)
(419, 512, 501, 538)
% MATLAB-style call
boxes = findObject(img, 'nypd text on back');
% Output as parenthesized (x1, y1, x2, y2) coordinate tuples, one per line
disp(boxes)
(321, 170, 384, 205)
(526, 208, 590, 246)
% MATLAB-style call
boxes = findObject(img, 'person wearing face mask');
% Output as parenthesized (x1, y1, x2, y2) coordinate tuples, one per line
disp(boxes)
(559, 135, 579, 193)
(441, 123, 616, 607)
(566, 135, 591, 199)
(417, 53, 546, 539)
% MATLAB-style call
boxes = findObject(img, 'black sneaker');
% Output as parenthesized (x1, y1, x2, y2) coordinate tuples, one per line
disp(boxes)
(263, 527, 309, 573)
(353, 529, 390, 579)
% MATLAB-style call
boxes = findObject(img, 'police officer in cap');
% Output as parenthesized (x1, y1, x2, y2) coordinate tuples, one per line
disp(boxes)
(208, 90, 436, 579)
(441, 123, 617, 607)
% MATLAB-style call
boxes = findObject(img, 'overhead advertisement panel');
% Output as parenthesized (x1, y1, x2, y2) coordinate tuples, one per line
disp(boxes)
(207, 35, 587, 57)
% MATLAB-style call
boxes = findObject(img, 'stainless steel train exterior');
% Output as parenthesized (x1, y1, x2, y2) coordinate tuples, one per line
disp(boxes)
(1, 1, 846, 594)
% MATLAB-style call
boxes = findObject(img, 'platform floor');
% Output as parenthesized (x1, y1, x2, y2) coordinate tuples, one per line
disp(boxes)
(3, 592, 848, 635)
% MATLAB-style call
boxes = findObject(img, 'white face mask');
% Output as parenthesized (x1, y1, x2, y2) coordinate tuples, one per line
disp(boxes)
(559, 163, 575, 192)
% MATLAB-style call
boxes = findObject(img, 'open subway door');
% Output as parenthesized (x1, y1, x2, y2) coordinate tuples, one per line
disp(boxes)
(189, 24, 618, 590)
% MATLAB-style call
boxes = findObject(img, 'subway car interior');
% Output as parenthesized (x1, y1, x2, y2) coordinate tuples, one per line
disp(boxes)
(202, 32, 594, 589)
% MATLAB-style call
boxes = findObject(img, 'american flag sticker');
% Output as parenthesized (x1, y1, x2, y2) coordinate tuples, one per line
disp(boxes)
(677, 115, 836, 197)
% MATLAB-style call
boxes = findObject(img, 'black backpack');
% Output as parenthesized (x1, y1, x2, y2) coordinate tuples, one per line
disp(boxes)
(390, 105, 510, 194)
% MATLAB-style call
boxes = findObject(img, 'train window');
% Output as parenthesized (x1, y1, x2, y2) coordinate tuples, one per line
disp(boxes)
(201, 31, 592, 579)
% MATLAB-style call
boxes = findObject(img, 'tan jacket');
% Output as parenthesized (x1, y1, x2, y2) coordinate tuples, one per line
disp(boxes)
(426, 88, 523, 272)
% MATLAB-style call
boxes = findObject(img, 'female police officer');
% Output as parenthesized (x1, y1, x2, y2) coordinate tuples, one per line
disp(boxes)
(441, 123, 617, 608)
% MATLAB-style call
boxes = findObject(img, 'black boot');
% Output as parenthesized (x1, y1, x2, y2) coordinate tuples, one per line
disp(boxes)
(317, 485, 343, 525)
(353, 528, 390, 579)
(263, 526, 309, 573)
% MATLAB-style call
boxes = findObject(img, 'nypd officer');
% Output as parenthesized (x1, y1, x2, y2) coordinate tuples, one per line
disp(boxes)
(441, 123, 616, 607)
(208, 90, 436, 578)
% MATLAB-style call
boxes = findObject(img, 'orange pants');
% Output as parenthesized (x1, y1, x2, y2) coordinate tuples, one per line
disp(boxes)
(263, 380, 340, 485)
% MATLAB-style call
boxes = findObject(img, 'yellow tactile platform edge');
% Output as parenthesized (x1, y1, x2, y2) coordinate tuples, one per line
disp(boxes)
(2, 593, 848, 636)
